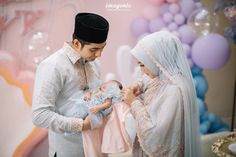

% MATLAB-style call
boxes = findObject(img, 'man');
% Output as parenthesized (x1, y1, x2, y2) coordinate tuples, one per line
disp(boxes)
(32, 12, 109, 157)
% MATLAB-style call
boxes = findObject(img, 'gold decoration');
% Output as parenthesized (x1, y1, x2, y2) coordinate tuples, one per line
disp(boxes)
(212, 135, 236, 157)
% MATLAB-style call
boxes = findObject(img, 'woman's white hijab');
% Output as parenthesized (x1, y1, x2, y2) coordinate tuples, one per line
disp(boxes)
(130, 31, 201, 157)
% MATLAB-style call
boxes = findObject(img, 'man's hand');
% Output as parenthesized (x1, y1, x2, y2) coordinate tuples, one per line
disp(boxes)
(90, 106, 101, 113)
(82, 116, 91, 130)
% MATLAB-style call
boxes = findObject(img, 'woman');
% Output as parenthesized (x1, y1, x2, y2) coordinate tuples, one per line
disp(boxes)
(122, 31, 201, 157)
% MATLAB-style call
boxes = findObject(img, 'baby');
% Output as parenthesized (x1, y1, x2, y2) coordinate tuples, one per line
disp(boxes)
(65, 80, 123, 129)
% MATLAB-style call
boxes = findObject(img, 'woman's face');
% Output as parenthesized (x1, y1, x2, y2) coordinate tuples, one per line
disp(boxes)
(138, 62, 156, 78)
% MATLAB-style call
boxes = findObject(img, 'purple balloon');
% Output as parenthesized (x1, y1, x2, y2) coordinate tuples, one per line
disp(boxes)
(131, 17, 149, 37)
(178, 25, 197, 44)
(168, 22, 178, 31)
(138, 32, 150, 41)
(161, 28, 170, 32)
(195, 2, 202, 8)
(174, 13, 186, 25)
(188, 57, 194, 68)
(182, 43, 191, 57)
(163, 12, 173, 24)
(180, 0, 196, 17)
(192, 33, 230, 70)
(169, 3, 180, 14)
(172, 31, 181, 38)
(160, 3, 169, 15)
(149, 17, 166, 33)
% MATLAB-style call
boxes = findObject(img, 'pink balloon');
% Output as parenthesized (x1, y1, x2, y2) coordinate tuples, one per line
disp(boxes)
(192, 33, 230, 70)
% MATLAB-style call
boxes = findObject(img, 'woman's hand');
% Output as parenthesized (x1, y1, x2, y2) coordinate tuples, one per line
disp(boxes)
(121, 88, 137, 107)
(82, 116, 91, 130)
(130, 83, 142, 96)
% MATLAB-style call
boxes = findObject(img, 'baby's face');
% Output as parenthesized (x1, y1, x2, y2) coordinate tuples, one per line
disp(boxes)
(100, 84, 107, 92)
(99, 81, 115, 92)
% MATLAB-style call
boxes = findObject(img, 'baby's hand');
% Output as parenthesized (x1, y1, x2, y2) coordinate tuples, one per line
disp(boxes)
(130, 83, 142, 96)
(84, 92, 91, 101)
(90, 106, 100, 113)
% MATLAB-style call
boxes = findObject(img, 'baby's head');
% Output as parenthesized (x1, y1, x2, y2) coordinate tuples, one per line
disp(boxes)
(100, 80, 123, 92)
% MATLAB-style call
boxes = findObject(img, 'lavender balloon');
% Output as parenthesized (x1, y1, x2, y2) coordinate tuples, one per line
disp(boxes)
(178, 25, 197, 44)
(172, 31, 181, 38)
(168, 22, 178, 31)
(174, 14, 186, 25)
(192, 33, 230, 70)
(180, 0, 196, 17)
(188, 58, 194, 68)
(131, 17, 149, 37)
(182, 43, 191, 57)
(169, 3, 180, 14)
(166, 0, 179, 3)
(160, 3, 169, 16)
(163, 12, 173, 24)
(149, 17, 166, 33)
(138, 32, 150, 41)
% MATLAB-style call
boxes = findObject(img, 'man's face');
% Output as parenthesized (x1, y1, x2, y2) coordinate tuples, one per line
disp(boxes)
(73, 40, 106, 61)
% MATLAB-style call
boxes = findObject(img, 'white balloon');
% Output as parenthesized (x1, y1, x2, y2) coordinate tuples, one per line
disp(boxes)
(104, 73, 116, 82)
(23, 31, 52, 68)
(116, 45, 133, 86)
(187, 7, 219, 36)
